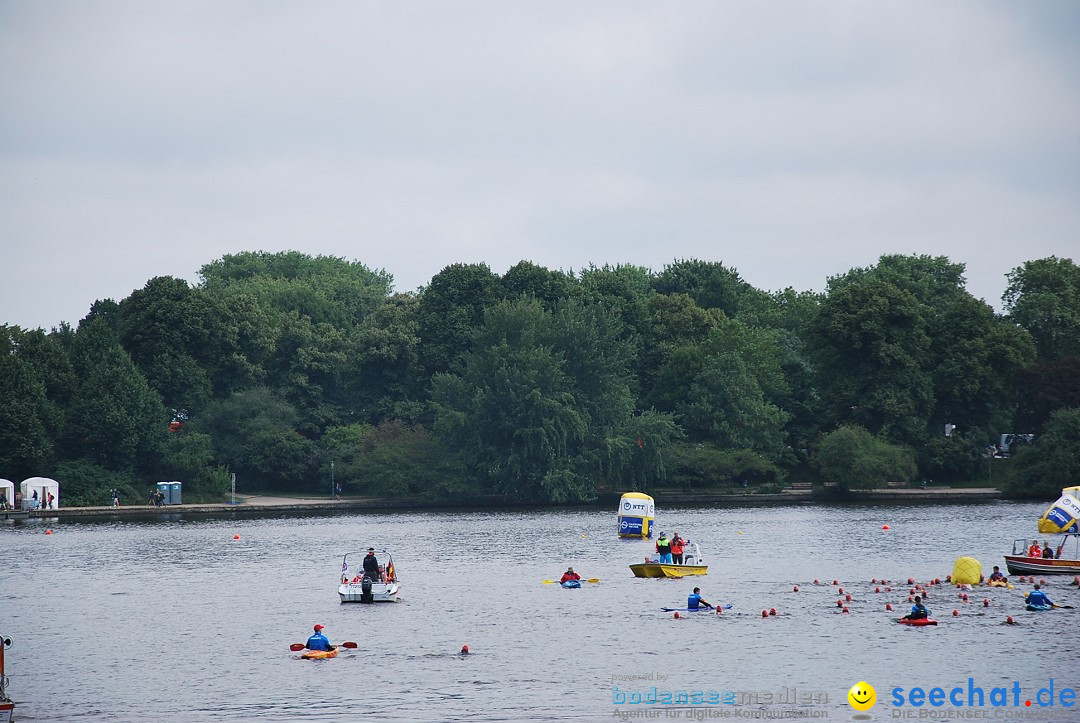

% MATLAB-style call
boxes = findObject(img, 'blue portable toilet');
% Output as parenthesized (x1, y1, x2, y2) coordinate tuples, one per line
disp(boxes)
(168, 481, 182, 505)
(156, 481, 171, 504)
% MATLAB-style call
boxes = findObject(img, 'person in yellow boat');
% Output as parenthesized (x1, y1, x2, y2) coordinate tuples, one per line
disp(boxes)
(987, 566, 1008, 584)
(655, 532, 672, 564)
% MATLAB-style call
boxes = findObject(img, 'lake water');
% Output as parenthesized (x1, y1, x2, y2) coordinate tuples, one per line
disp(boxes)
(2, 500, 1079, 722)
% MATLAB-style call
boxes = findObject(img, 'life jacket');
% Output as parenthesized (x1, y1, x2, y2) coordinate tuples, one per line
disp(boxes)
(670, 537, 684, 554)
(656, 537, 671, 554)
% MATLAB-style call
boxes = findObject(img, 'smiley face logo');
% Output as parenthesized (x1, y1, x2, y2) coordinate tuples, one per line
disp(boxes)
(847, 681, 876, 712)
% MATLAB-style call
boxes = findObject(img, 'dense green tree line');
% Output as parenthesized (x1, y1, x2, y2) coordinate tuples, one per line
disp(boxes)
(2, 251, 1077, 505)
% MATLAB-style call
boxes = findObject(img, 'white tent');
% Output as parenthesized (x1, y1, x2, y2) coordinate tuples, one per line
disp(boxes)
(21, 476, 60, 510)
(0, 479, 14, 508)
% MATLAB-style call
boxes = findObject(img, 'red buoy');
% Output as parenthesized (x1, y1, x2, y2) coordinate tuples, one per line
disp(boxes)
(461, 644, 469, 654)
(674, 612, 680, 619)
(874, 587, 881, 593)
(837, 599, 844, 607)
(769, 607, 777, 616)
(982, 599, 989, 607)
(45, 529, 52, 535)
(845, 594, 852, 602)
(885, 603, 893, 611)
(813, 578, 820, 585)
(832, 579, 838, 586)
(952, 609, 959, 616)
(793, 585, 799, 592)
(1006, 616, 1015, 624)
(842, 606, 850, 614)
(882, 524, 890, 530)
(233, 534, 240, 540)
(838, 587, 844, 594)
(885, 586, 892, 592)
(762, 610, 768, 618)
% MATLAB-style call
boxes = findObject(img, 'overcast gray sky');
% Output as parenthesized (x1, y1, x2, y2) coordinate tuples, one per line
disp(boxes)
(2, 1, 1078, 331)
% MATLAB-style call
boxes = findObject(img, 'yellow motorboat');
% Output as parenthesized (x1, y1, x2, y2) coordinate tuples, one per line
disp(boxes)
(630, 542, 708, 578)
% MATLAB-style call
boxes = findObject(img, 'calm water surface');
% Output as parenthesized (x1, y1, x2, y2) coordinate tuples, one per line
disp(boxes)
(3, 501, 1079, 722)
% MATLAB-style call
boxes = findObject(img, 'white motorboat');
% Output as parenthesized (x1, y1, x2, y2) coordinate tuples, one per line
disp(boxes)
(338, 549, 400, 603)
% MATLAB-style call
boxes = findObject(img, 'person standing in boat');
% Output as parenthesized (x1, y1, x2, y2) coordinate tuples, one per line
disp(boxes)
(656, 532, 673, 564)
(1027, 540, 1042, 557)
(687, 587, 713, 610)
(670, 533, 685, 565)
(1041, 541, 1055, 559)
(362, 548, 380, 580)
(560, 567, 581, 584)
(902, 596, 929, 620)
(306, 624, 334, 652)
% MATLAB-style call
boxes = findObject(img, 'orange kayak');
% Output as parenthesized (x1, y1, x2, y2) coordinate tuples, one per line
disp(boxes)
(301, 647, 339, 659)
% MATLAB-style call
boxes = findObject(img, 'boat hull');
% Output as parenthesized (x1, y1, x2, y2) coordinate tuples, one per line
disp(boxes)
(629, 563, 708, 578)
(339, 581, 400, 603)
(301, 648, 339, 659)
(1003, 555, 1080, 576)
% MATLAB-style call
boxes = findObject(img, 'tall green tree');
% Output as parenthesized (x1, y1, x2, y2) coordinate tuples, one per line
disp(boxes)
(1007, 408, 1080, 499)
(653, 259, 749, 318)
(415, 263, 501, 378)
(64, 318, 168, 473)
(1004, 257, 1080, 362)
(814, 425, 916, 492)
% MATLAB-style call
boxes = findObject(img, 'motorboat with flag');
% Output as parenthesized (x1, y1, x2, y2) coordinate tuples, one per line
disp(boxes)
(339, 549, 400, 603)
(630, 541, 708, 578)
(1004, 487, 1080, 576)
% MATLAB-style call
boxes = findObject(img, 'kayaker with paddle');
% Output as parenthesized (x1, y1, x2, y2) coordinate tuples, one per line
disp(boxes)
(306, 624, 334, 652)
(902, 596, 929, 621)
(560, 567, 581, 584)
(1026, 584, 1053, 609)
(688, 587, 713, 610)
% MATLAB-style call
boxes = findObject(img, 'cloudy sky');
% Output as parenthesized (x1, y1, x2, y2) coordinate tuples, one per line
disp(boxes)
(2, 1, 1077, 331)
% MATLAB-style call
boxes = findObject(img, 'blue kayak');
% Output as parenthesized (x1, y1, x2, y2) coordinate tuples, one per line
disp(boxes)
(661, 605, 731, 611)
(1026, 603, 1053, 611)
(562, 580, 582, 589)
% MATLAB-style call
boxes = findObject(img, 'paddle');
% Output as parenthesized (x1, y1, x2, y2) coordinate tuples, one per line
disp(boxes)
(1053, 604, 1075, 609)
(542, 578, 600, 584)
(290, 642, 358, 651)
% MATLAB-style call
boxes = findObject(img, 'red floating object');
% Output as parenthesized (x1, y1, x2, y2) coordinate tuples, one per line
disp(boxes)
(882, 524, 890, 530)
(1006, 616, 1015, 624)
(875, 587, 881, 593)
(233, 534, 240, 540)
(832, 579, 838, 586)
(769, 607, 777, 616)
(461, 644, 469, 654)
(842, 606, 850, 614)
(845, 594, 852, 602)
(793, 585, 799, 592)
(762, 610, 768, 618)
(837, 599, 844, 607)
(952, 609, 959, 616)
(983, 599, 989, 607)
(838, 587, 844, 594)
(885, 603, 893, 611)
(45, 529, 52, 535)
(674, 612, 680, 619)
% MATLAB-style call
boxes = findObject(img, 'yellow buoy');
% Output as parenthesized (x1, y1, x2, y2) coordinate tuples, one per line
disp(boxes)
(951, 556, 982, 586)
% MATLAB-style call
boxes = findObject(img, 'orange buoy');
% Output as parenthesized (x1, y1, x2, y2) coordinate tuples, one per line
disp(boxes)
(45, 529, 52, 535)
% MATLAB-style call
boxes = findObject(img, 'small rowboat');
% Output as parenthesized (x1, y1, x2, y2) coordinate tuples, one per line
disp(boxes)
(301, 647, 339, 659)
(630, 542, 708, 578)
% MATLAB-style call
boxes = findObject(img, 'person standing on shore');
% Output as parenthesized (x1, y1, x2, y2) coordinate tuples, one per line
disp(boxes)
(111, 489, 120, 508)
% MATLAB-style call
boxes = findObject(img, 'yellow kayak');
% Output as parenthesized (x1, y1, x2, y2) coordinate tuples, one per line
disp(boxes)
(301, 647, 339, 660)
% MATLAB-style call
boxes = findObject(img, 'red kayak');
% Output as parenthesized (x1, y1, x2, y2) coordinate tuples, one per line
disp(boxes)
(897, 618, 938, 626)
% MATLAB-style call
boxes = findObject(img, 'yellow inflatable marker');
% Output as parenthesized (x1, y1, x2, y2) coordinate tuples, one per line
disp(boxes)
(951, 556, 982, 585)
